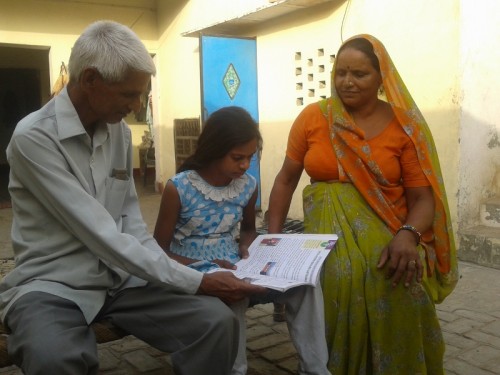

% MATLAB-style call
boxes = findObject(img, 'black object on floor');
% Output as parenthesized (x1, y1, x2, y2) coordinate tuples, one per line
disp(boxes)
(0, 166, 10, 209)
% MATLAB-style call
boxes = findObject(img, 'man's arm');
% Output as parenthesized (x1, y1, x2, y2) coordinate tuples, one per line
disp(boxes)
(8, 130, 203, 293)
(153, 181, 211, 266)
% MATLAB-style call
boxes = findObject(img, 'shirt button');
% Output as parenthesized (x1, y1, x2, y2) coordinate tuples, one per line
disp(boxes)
(90, 157, 94, 163)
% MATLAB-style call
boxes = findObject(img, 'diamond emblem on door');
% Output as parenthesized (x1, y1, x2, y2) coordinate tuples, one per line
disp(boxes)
(222, 63, 240, 100)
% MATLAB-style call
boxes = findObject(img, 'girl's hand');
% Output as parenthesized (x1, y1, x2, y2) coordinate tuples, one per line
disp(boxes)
(212, 259, 237, 270)
(239, 246, 250, 260)
(377, 230, 423, 288)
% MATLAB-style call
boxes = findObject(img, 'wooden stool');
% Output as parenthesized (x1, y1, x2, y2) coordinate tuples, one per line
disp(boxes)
(0, 321, 127, 368)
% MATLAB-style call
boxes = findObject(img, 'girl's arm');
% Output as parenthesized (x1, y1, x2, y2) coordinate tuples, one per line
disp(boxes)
(153, 181, 199, 266)
(238, 188, 259, 259)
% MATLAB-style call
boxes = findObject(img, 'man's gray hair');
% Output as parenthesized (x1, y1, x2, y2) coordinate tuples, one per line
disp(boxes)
(68, 20, 156, 82)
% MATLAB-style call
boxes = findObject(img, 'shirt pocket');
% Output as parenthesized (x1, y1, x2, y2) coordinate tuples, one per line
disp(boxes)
(104, 176, 131, 220)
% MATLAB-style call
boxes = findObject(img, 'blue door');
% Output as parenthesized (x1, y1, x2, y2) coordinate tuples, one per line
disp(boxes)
(200, 35, 261, 209)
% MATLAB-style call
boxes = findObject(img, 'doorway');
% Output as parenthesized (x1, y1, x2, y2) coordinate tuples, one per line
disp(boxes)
(0, 45, 49, 208)
(199, 35, 261, 209)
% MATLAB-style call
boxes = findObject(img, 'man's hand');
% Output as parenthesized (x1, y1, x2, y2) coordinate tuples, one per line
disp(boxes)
(198, 272, 266, 304)
(212, 259, 237, 270)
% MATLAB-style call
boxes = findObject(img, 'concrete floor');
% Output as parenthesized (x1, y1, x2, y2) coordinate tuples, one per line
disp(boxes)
(1, 181, 500, 374)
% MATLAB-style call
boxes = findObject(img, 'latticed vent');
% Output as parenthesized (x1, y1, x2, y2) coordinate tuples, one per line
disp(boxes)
(174, 118, 201, 170)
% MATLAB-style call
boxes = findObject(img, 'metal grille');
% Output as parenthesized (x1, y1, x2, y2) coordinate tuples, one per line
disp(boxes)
(174, 118, 201, 170)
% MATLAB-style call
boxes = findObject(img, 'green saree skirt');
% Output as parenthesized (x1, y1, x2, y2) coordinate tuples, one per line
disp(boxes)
(303, 182, 444, 375)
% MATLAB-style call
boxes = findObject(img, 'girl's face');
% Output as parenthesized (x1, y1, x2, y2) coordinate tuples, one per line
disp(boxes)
(216, 138, 258, 183)
(334, 47, 382, 111)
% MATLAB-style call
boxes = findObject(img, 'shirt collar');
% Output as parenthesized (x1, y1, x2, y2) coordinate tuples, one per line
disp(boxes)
(54, 87, 87, 141)
(54, 87, 110, 144)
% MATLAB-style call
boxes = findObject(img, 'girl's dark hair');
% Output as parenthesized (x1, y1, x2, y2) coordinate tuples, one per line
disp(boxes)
(178, 106, 263, 173)
(337, 37, 381, 73)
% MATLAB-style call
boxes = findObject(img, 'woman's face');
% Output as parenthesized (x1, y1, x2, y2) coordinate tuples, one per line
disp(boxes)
(334, 47, 382, 111)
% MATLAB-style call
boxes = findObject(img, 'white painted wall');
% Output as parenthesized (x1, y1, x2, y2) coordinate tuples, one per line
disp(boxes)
(339, 0, 461, 229)
(3, 0, 498, 241)
(153, 0, 202, 186)
(154, 0, 462, 230)
(0, 0, 158, 169)
(152, 0, 284, 185)
(458, 0, 500, 228)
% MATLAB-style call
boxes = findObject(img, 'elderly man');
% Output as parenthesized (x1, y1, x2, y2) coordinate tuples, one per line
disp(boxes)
(0, 20, 264, 375)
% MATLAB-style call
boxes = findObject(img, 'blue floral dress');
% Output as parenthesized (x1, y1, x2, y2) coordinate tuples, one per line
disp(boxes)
(169, 170, 257, 273)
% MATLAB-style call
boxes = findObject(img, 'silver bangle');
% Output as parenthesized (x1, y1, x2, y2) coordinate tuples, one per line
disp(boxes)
(397, 224, 421, 244)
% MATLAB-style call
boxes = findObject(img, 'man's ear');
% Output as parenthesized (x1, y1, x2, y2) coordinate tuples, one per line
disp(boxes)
(80, 68, 102, 91)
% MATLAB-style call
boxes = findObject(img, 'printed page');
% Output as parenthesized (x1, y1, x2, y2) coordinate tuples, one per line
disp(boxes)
(231, 233, 337, 291)
(231, 271, 310, 292)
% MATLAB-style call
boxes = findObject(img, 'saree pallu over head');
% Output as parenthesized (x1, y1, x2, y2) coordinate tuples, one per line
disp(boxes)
(319, 34, 458, 303)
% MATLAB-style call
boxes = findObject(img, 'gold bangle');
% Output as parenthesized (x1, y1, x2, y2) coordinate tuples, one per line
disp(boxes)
(397, 224, 421, 245)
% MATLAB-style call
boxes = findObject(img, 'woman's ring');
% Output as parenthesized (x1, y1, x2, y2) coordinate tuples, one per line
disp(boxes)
(408, 260, 416, 267)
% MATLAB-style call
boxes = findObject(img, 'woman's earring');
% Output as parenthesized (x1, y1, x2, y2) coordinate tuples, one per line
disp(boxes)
(378, 85, 385, 96)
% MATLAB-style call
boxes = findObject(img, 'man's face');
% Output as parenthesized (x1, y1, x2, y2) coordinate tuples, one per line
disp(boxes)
(87, 69, 151, 124)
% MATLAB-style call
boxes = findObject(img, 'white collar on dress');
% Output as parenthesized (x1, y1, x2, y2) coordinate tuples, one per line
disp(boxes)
(186, 170, 248, 202)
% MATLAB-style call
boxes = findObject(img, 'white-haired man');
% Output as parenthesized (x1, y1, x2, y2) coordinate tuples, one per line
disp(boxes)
(0, 20, 265, 375)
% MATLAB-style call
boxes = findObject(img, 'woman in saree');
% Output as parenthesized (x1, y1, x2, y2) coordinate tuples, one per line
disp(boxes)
(267, 34, 458, 374)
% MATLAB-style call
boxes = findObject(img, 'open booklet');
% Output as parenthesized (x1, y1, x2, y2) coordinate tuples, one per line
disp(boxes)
(209, 233, 337, 292)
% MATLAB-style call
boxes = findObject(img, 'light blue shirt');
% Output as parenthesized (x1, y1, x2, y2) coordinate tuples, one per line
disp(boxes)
(0, 88, 202, 323)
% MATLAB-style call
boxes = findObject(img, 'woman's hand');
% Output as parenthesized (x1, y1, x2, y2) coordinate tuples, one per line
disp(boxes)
(212, 259, 237, 270)
(378, 186, 434, 288)
(377, 230, 423, 288)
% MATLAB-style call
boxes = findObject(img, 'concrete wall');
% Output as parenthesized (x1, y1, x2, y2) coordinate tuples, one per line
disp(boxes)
(340, 0, 461, 229)
(153, 0, 199, 185)
(0, 0, 158, 169)
(458, 0, 500, 230)
(154, 0, 462, 230)
(152, 0, 274, 185)
(2, 0, 499, 249)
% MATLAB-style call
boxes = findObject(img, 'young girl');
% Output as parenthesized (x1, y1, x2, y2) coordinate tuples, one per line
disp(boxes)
(154, 106, 330, 375)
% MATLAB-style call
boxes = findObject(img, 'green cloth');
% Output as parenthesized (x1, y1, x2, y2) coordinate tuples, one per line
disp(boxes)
(304, 182, 445, 374)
